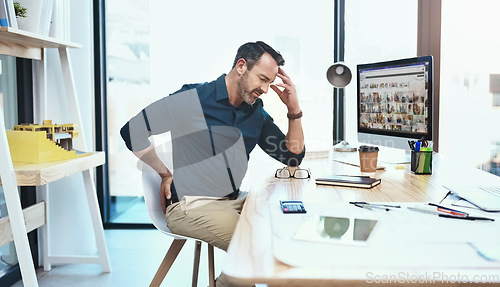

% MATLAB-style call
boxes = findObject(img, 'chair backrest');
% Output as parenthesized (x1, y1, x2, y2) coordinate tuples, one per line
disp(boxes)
(142, 171, 170, 232)
(142, 167, 200, 242)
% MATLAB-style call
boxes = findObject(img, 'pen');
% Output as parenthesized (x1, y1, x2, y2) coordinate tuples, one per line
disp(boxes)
(428, 203, 468, 217)
(415, 141, 421, 151)
(408, 140, 415, 151)
(350, 201, 401, 208)
(352, 203, 376, 210)
(350, 202, 401, 211)
(409, 206, 495, 221)
(407, 206, 442, 215)
(438, 214, 495, 221)
(418, 137, 429, 148)
(368, 203, 401, 209)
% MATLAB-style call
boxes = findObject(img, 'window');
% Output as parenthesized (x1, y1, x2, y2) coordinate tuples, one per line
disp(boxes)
(440, 0, 500, 175)
(105, 0, 335, 223)
(491, 74, 500, 107)
(106, 0, 151, 223)
(343, 0, 418, 143)
(149, 0, 334, 151)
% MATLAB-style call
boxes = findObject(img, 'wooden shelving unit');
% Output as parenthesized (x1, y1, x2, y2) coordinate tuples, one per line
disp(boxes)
(0, 152, 105, 186)
(0, 27, 110, 287)
(0, 27, 81, 60)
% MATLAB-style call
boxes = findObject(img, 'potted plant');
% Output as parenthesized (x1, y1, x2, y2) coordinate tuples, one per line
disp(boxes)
(13, 2, 27, 18)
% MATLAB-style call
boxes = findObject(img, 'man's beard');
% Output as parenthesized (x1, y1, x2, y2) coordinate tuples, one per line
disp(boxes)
(237, 71, 261, 105)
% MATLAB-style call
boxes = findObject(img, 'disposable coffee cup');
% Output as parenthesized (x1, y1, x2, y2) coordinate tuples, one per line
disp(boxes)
(358, 145, 379, 173)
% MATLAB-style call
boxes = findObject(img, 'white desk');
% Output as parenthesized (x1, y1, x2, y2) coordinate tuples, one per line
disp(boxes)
(223, 151, 500, 286)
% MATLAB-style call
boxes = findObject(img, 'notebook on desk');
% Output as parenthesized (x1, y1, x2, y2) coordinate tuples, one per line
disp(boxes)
(443, 184, 500, 212)
(315, 175, 381, 189)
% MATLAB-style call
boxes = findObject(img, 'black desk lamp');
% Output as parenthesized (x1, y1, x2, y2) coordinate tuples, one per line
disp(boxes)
(326, 62, 357, 152)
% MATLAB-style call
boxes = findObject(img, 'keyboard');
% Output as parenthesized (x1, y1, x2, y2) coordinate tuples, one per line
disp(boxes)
(479, 186, 500, 197)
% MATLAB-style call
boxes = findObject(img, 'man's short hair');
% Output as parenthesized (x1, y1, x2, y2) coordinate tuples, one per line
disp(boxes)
(232, 41, 285, 70)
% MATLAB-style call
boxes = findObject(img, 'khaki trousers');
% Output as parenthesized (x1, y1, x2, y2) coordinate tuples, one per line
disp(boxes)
(165, 193, 251, 287)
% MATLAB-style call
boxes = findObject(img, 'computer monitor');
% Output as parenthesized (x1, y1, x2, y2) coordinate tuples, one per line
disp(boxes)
(357, 56, 433, 153)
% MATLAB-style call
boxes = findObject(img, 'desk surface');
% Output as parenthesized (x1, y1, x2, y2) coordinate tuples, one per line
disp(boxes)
(223, 150, 500, 286)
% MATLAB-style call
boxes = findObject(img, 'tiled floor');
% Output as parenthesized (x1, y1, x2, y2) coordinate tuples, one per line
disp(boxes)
(109, 197, 151, 224)
(11, 229, 227, 287)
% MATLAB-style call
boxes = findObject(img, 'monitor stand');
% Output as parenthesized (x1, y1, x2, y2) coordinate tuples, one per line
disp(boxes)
(377, 148, 411, 164)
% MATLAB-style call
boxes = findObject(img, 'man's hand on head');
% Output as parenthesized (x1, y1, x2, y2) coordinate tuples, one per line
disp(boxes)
(270, 68, 301, 114)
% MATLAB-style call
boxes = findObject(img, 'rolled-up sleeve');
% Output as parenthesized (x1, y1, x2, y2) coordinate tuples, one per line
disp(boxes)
(257, 114, 305, 167)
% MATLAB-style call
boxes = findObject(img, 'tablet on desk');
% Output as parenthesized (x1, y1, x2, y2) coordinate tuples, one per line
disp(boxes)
(294, 215, 379, 246)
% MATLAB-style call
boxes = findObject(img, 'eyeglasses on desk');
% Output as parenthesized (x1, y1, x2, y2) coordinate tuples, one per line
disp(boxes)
(275, 166, 311, 179)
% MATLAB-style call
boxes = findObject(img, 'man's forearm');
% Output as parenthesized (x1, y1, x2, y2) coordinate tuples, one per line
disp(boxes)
(286, 117, 304, 154)
(133, 145, 172, 178)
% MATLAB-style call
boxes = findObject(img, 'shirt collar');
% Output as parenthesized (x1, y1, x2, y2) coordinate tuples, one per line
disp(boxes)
(215, 73, 257, 112)
(215, 74, 229, 102)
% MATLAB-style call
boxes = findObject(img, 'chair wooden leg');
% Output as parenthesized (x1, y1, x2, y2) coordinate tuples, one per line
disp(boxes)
(208, 244, 215, 287)
(150, 239, 187, 287)
(191, 241, 202, 287)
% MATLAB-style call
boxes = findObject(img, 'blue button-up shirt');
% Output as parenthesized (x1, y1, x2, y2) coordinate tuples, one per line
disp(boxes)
(121, 74, 305, 201)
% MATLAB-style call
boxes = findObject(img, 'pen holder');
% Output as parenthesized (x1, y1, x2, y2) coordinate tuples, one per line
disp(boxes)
(410, 150, 432, 174)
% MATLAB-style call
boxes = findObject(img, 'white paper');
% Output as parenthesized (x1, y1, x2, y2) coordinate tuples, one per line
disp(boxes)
(470, 243, 500, 261)
(270, 202, 500, 269)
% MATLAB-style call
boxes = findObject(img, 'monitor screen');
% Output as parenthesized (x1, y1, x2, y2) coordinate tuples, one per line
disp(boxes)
(357, 56, 433, 150)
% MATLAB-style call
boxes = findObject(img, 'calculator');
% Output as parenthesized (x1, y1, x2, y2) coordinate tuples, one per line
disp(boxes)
(280, 200, 307, 214)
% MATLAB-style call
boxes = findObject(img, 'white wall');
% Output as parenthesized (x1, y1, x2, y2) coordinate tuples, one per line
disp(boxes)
(149, 0, 335, 152)
(0, 56, 18, 128)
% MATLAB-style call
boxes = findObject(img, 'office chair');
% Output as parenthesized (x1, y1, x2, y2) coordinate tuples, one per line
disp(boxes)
(142, 170, 216, 287)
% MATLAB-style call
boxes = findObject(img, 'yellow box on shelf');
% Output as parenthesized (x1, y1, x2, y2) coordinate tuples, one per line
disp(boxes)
(6, 120, 89, 164)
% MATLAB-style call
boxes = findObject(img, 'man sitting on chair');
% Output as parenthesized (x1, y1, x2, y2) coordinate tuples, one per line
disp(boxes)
(120, 41, 305, 286)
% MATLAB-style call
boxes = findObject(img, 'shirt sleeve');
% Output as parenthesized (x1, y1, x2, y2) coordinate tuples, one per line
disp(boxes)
(257, 112, 305, 167)
(120, 97, 173, 152)
(120, 88, 205, 152)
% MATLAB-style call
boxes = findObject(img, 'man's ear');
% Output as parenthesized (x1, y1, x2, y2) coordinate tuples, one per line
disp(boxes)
(236, 58, 247, 76)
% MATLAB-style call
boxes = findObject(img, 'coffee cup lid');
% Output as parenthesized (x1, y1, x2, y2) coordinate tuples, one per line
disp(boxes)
(358, 145, 379, 152)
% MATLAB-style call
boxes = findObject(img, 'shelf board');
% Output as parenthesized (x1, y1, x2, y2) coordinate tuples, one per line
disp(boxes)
(0, 152, 105, 186)
(0, 201, 45, 246)
(0, 27, 81, 60)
